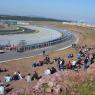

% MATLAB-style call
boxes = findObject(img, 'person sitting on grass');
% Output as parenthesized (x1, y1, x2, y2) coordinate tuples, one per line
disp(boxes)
(39, 61, 44, 66)
(50, 67, 57, 74)
(0, 81, 5, 95)
(59, 59, 65, 71)
(44, 55, 50, 64)
(66, 61, 72, 69)
(4, 74, 12, 83)
(44, 68, 51, 75)
(32, 61, 44, 67)
(12, 72, 20, 80)
(71, 60, 77, 70)
(76, 59, 82, 69)
(17, 71, 23, 80)
(67, 54, 74, 58)
(32, 71, 39, 80)
(25, 73, 32, 82)
(77, 53, 81, 59)
(32, 62, 37, 68)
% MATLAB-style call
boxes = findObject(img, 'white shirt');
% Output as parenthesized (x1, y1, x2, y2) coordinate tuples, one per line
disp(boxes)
(44, 69, 51, 75)
(0, 86, 4, 95)
(72, 61, 76, 66)
(25, 75, 31, 82)
(4, 76, 11, 83)
(60, 60, 62, 64)
(18, 73, 23, 80)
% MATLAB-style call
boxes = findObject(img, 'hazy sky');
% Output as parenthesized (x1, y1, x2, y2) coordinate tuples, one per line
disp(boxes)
(0, 0, 95, 23)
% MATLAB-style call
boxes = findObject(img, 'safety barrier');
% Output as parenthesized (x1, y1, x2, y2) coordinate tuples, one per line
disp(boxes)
(16, 30, 74, 52)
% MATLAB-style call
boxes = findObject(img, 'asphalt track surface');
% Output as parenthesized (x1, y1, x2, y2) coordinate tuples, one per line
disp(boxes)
(0, 26, 62, 45)
(0, 27, 77, 62)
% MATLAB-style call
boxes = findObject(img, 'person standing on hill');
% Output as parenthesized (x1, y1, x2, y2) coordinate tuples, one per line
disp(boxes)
(43, 50, 46, 56)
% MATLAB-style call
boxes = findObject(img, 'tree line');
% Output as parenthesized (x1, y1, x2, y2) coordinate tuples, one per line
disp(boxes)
(0, 15, 71, 22)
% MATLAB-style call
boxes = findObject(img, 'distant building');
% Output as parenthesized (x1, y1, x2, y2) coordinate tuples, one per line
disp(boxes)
(17, 21, 29, 25)
(0, 20, 17, 25)
(62, 22, 95, 28)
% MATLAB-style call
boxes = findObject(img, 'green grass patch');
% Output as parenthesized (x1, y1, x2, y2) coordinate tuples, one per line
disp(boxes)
(61, 80, 95, 95)
(0, 27, 37, 35)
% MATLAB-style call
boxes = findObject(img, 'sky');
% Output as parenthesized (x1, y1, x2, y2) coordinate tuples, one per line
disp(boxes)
(0, 0, 95, 24)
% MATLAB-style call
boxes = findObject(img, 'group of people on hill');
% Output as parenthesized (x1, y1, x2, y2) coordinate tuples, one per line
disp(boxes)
(0, 66, 57, 94)
(32, 55, 51, 68)
(0, 45, 95, 95)
(0, 71, 39, 94)
(54, 45, 95, 72)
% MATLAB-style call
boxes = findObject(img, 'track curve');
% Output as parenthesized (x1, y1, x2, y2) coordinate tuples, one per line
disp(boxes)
(0, 26, 78, 62)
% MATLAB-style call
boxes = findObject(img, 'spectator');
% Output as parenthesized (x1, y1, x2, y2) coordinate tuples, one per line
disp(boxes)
(86, 57, 91, 67)
(77, 53, 81, 59)
(83, 57, 89, 71)
(32, 62, 37, 68)
(72, 60, 77, 70)
(43, 50, 46, 56)
(0, 81, 5, 95)
(39, 61, 44, 66)
(76, 59, 82, 69)
(57, 57, 61, 70)
(4, 74, 12, 83)
(66, 61, 72, 69)
(92, 53, 95, 59)
(25, 73, 32, 82)
(67, 54, 73, 58)
(59, 59, 64, 71)
(91, 56, 94, 64)
(50, 67, 57, 74)
(12, 72, 19, 80)
(18, 72, 23, 80)
(44, 68, 51, 75)
(44, 55, 50, 64)
(32, 71, 39, 80)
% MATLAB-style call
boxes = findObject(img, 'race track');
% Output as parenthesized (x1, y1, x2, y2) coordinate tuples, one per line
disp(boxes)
(0, 26, 62, 45)
(0, 26, 78, 62)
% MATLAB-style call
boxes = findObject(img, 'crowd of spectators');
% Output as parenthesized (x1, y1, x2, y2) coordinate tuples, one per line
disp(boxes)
(0, 44, 95, 95)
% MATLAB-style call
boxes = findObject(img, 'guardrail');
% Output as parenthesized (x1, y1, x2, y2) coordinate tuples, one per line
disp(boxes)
(16, 30, 74, 52)
(0, 29, 75, 52)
